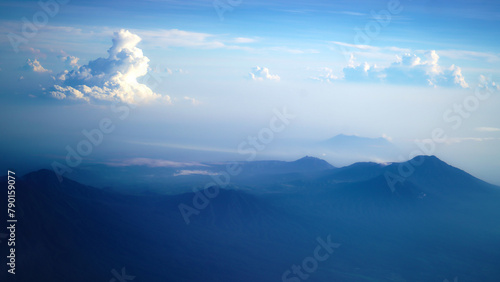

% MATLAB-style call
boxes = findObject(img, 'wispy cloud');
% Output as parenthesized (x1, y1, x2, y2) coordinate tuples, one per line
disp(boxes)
(233, 37, 257, 44)
(437, 50, 500, 63)
(105, 158, 207, 168)
(330, 41, 410, 53)
(266, 46, 319, 54)
(435, 137, 500, 145)
(21, 47, 47, 59)
(125, 141, 238, 154)
(173, 170, 218, 176)
(332, 11, 366, 16)
(184, 96, 201, 106)
(475, 127, 500, 132)
(331, 41, 378, 51)
(136, 29, 317, 54)
(330, 41, 411, 63)
(138, 29, 225, 49)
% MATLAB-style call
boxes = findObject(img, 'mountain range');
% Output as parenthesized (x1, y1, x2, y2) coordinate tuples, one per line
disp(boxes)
(1, 155, 500, 281)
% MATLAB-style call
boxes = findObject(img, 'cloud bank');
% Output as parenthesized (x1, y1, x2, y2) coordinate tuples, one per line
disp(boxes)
(342, 51, 469, 88)
(50, 29, 166, 104)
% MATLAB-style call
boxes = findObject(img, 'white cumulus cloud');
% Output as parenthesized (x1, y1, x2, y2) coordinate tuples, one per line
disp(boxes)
(249, 66, 280, 81)
(50, 29, 166, 104)
(60, 55, 79, 67)
(23, 59, 50, 73)
(309, 67, 339, 83)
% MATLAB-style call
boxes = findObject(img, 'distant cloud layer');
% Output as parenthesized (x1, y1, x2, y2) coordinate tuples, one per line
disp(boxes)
(249, 66, 280, 81)
(50, 29, 167, 104)
(342, 51, 469, 88)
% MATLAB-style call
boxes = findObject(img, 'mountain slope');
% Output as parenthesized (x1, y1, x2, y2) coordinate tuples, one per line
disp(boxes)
(2, 170, 322, 282)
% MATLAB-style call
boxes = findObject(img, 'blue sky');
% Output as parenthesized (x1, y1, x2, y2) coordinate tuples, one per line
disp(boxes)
(1, 0, 500, 183)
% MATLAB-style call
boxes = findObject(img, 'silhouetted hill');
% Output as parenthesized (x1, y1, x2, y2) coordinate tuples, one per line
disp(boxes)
(237, 156, 335, 176)
(289, 156, 335, 170)
(385, 155, 497, 196)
